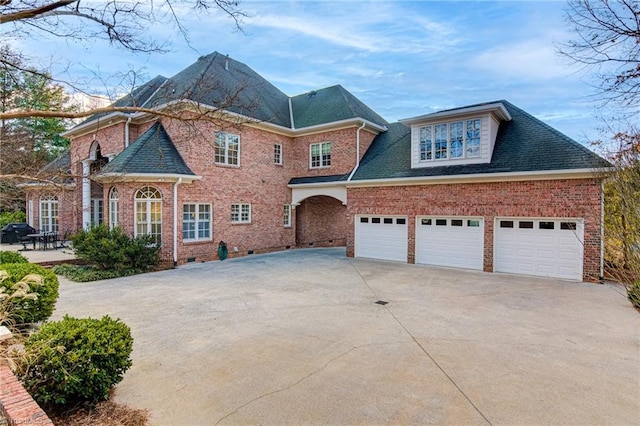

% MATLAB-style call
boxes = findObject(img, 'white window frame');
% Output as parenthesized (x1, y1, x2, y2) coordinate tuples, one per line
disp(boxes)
(183, 203, 212, 242)
(310, 142, 331, 168)
(419, 118, 481, 161)
(231, 203, 251, 224)
(274, 143, 283, 165)
(109, 187, 119, 229)
(283, 204, 291, 227)
(214, 132, 240, 166)
(90, 198, 104, 226)
(39, 194, 59, 233)
(134, 186, 162, 243)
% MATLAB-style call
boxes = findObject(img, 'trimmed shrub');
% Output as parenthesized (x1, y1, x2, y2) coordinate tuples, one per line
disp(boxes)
(0, 250, 28, 264)
(628, 281, 640, 309)
(52, 264, 135, 282)
(18, 315, 134, 408)
(0, 211, 26, 228)
(0, 263, 59, 324)
(72, 224, 160, 272)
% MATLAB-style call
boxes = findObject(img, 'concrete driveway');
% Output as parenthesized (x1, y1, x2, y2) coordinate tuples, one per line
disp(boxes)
(52, 248, 639, 425)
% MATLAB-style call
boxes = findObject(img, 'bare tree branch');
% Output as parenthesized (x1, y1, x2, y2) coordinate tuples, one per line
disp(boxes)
(0, 0, 76, 24)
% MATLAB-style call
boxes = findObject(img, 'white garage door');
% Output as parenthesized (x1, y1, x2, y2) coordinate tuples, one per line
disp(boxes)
(415, 217, 484, 270)
(494, 218, 584, 280)
(355, 216, 408, 262)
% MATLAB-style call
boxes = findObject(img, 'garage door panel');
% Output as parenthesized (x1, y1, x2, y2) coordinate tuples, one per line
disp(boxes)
(416, 217, 484, 271)
(495, 218, 584, 280)
(355, 216, 407, 262)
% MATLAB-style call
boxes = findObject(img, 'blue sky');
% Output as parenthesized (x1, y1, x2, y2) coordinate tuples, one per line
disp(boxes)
(15, 1, 607, 144)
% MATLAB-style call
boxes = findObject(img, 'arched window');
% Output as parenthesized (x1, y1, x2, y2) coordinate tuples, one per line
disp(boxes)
(134, 186, 162, 243)
(39, 194, 59, 233)
(109, 187, 119, 229)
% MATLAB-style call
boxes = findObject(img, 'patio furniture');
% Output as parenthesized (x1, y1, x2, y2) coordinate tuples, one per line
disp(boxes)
(1, 223, 36, 245)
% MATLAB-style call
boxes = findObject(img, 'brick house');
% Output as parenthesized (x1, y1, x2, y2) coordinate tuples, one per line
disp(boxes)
(24, 52, 611, 281)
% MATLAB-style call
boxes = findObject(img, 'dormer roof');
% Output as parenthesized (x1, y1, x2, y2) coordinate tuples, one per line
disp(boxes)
(350, 100, 611, 182)
(400, 101, 511, 125)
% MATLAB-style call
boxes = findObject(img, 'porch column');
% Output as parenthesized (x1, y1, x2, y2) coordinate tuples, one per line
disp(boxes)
(81, 160, 92, 229)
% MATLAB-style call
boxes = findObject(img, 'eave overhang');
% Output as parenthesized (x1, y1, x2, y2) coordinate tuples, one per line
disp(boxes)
(346, 167, 613, 188)
(63, 99, 388, 139)
(400, 102, 512, 125)
(93, 173, 202, 184)
(17, 182, 76, 190)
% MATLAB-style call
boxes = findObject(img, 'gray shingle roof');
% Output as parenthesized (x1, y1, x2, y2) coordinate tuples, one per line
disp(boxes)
(36, 150, 73, 185)
(147, 52, 292, 127)
(288, 174, 350, 185)
(99, 122, 196, 177)
(291, 85, 387, 129)
(351, 100, 611, 181)
(71, 54, 389, 132)
(79, 75, 168, 125)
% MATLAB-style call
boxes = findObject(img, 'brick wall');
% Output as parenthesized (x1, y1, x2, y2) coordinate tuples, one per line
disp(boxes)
(346, 178, 603, 281)
(0, 365, 53, 426)
(25, 188, 78, 237)
(292, 128, 376, 177)
(295, 196, 348, 247)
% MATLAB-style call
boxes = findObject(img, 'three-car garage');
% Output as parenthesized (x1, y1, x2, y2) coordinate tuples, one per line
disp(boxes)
(354, 215, 585, 280)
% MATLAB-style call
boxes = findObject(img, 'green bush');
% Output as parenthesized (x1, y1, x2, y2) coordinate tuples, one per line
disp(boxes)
(72, 224, 160, 272)
(628, 281, 640, 309)
(18, 315, 134, 408)
(0, 211, 26, 228)
(52, 264, 135, 282)
(0, 251, 28, 264)
(0, 263, 59, 324)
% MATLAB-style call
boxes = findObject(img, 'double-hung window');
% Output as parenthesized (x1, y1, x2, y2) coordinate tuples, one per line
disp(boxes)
(419, 118, 481, 161)
(231, 203, 251, 223)
(283, 205, 291, 227)
(183, 204, 212, 241)
(274, 144, 282, 165)
(310, 142, 331, 168)
(214, 132, 240, 165)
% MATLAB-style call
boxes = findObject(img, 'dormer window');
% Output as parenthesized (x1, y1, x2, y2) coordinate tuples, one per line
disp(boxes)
(403, 102, 511, 170)
(419, 119, 481, 162)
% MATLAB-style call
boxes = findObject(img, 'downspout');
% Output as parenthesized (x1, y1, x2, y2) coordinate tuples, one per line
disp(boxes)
(173, 177, 183, 267)
(347, 121, 366, 181)
(124, 116, 132, 148)
(600, 180, 605, 283)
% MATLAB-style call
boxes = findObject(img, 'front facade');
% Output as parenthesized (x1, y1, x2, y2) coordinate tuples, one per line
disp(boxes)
(25, 52, 611, 281)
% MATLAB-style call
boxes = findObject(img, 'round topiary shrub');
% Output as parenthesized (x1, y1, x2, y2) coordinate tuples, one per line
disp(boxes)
(0, 251, 28, 264)
(18, 315, 134, 408)
(0, 263, 59, 324)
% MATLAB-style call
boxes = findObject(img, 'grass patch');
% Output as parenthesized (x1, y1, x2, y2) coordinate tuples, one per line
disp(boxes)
(52, 264, 137, 282)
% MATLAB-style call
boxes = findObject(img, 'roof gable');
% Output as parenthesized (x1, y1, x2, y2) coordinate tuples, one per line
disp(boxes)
(352, 100, 610, 181)
(99, 122, 196, 177)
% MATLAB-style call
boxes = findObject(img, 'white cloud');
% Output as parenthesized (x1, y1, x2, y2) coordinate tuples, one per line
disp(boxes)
(468, 40, 570, 80)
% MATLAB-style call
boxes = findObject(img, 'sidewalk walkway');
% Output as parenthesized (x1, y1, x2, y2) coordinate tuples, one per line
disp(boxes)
(0, 243, 76, 265)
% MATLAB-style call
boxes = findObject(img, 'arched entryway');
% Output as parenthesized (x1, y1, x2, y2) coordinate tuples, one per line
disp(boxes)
(295, 195, 347, 247)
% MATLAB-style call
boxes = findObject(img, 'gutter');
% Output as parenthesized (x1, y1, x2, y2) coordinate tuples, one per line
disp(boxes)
(173, 177, 182, 267)
(124, 116, 132, 148)
(347, 121, 366, 181)
(345, 167, 615, 188)
(600, 181, 605, 283)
